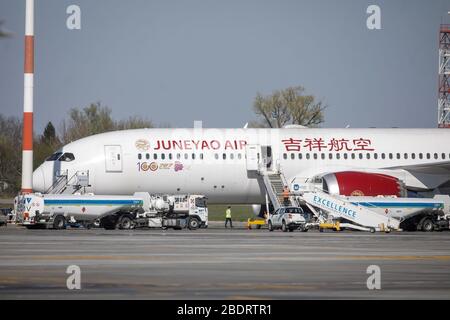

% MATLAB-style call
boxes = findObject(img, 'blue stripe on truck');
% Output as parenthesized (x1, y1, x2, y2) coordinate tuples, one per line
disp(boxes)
(44, 199, 142, 206)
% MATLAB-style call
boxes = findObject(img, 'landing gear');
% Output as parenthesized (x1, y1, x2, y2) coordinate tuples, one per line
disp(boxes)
(268, 221, 274, 232)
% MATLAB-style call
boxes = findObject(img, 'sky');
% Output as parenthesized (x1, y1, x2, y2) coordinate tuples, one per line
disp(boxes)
(0, 0, 449, 134)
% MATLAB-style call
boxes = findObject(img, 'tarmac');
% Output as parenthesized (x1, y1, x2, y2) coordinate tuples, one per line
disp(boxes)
(1, 223, 450, 300)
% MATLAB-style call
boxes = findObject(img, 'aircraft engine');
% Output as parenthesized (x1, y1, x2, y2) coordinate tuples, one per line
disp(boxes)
(321, 171, 406, 197)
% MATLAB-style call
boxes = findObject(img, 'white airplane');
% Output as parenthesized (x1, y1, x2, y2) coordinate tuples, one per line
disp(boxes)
(32, 128, 450, 207)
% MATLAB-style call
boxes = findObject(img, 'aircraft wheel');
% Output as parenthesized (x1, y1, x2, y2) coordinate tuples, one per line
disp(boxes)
(268, 221, 273, 232)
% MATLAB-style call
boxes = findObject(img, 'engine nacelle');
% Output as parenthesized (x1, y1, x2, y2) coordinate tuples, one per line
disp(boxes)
(252, 204, 262, 216)
(251, 204, 273, 217)
(322, 171, 407, 197)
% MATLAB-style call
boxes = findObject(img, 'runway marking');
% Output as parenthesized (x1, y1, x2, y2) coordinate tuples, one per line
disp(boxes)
(3, 254, 448, 264)
(340, 255, 450, 261)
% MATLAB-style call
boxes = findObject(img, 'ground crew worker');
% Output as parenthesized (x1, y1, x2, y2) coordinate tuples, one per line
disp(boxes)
(225, 206, 233, 228)
(283, 186, 290, 206)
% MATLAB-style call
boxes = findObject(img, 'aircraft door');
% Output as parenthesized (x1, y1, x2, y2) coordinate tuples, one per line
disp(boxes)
(261, 146, 273, 171)
(245, 144, 261, 171)
(104, 145, 123, 172)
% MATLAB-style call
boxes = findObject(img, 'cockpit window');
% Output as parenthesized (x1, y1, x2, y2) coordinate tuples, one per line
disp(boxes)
(46, 152, 62, 161)
(59, 153, 75, 162)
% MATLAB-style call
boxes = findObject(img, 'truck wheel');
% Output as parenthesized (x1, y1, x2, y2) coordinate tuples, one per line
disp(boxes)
(282, 220, 287, 232)
(100, 216, 117, 230)
(188, 217, 200, 230)
(53, 215, 66, 230)
(421, 219, 434, 232)
(268, 221, 273, 231)
(118, 215, 133, 230)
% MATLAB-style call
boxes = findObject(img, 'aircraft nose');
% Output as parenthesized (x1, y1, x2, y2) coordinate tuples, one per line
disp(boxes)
(32, 167, 46, 193)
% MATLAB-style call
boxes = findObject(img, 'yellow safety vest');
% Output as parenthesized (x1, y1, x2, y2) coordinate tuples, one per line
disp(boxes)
(225, 209, 231, 218)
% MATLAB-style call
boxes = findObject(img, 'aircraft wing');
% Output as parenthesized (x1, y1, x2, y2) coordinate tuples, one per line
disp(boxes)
(387, 161, 450, 176)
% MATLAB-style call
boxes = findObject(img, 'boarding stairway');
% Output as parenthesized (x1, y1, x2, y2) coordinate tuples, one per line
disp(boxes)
(300, 189, 401, 232)
(45, 170, 90, 194)
(260, 171, 300, 211)
(258, 165, 400, 231)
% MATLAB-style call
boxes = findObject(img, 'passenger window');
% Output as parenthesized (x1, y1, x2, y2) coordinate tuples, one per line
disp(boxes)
(138, 153, 142, 160)
(154, 154, 158, 160)
(237, 153, 241, 160)
(358, 153, 363, 159)
(161, 153, 165, 160)
(328, 153, 333, 160)
(366, 153, 370, 159)
(396, 153, 400, 159)
(184, 153, 188, 160)
(351, 153, 355, 159)
(321, 153, 325, 160)
(404, 153, 408, 159)
(298, 153, 302, 160)
(214, 153, 219, 160)
(442, 153, 446, 160)
(374, 153, 378, 159)
(313, 153, 318, 160)
(389, 153, 393, 159)
(223, 153, 226, 160)
(290, 153, 295, 160)
(419, 153, 423, 159)
(306, 153, 310, 160)
(337, 153, 341, 160)
(192, 153, 195, 160)
(427, 153, 430, 159)
(146, 153, 150, 160)
(230, 154, 234, 160)
(200, 153, 204, 160)
(168, 153, 173, 160)
(381, 153, 385, 159)
(177, 153, 181, 160)
(283, 153, 287, 160)
(434, 153, 438, 159)
(411, 153, 415, 159)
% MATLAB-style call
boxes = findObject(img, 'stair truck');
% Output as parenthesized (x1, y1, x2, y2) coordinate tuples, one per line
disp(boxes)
(14, 192, 208, 230)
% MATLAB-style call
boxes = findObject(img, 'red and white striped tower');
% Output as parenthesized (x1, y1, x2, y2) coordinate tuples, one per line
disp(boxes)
(21, 0, 34, 194)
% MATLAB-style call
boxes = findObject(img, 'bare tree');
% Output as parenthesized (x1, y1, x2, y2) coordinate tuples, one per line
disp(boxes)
(252, 86, 326, 128)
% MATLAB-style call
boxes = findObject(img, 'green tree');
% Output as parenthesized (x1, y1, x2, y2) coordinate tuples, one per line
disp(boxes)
(0, 115, 22, 196)
(34, 122, 62, 170)
(61, 102, 116, 143)
(252, 86, 326, 128)
(61, 102, 154, 143)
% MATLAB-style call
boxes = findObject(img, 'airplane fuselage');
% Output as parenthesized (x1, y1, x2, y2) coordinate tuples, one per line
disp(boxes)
(33, 128, 450, 203)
